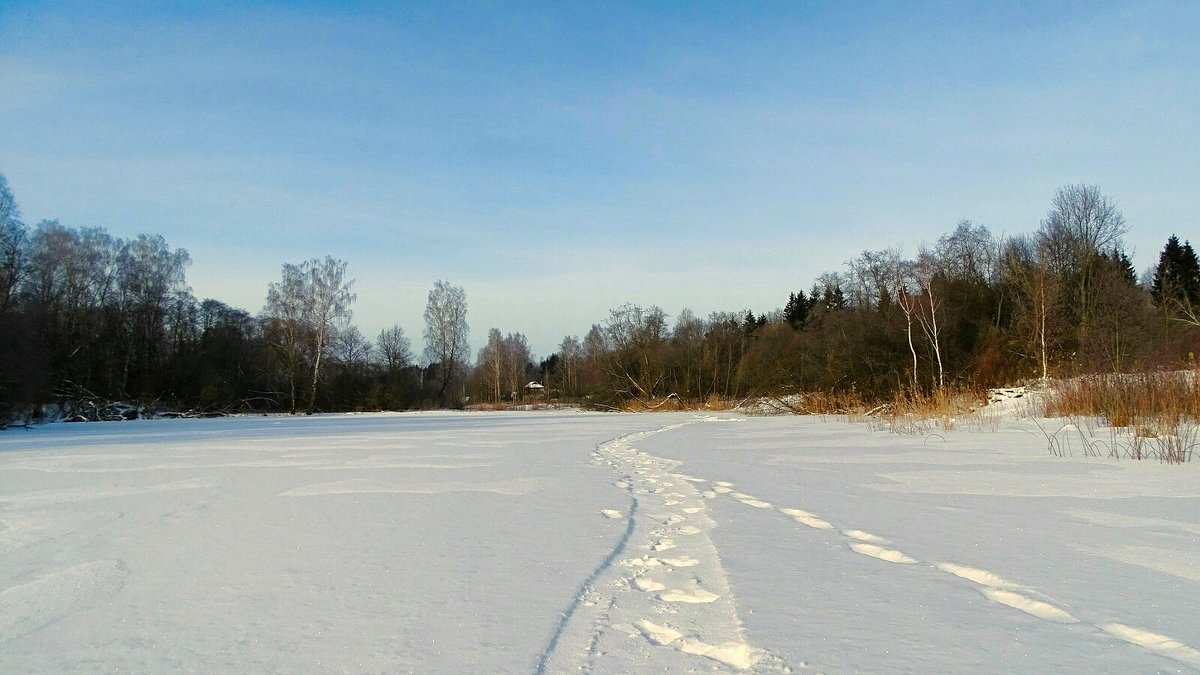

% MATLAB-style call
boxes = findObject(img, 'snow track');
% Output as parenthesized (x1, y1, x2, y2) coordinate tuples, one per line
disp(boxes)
(699, 469, 1200, 672)
(3, 412, 1197, 672)
(535, 421, 776, 672)
(533, 470, 639, 675)
(540, 415, 1200, 672)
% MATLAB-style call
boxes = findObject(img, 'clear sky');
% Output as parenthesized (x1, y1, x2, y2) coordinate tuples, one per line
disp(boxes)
(2, 1, 1197, 358)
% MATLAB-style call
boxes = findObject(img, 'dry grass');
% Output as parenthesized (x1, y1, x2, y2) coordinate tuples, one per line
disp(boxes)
(800, 390, 866, 415)
(868, 386, 986, 434)
(1043, 370, 1200, 463)
(466, 400, 563, 412)
(1045, 371, 1200, 432)
(620, 394, 685, 412)
(703, 394, 740, 411)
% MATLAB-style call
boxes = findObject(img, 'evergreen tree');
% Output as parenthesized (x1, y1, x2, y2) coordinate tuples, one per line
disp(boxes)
(1105, 249, 1138, 287)
(783, 292, 804, 329)
(822, 283, 846, 311)
(1152, 235, 1200, 307)
(741, 310, 760, 336)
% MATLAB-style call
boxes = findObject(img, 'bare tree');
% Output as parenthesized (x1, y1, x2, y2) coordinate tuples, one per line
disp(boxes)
(1037, 184, 1128, 338)
(263, 256, 355, 413)
(913, 249, 946, 389)
(935, 220, 997, 284)
(671, 309, 705, 400)
(0, 174, 26, 314)
(602, 304, 670, 401)
(502, 332, 531, 398)
(376, 324, 413, 374)
(423, 280, 469, 406)
(264, 263, 311, 413)
(893, 260, 921, 390)
(1003, 235, 1059, 380)
(848, 249, 902, 311)
(116, 234, 192, 393)
(557, 335, 583, 397)
(477, 328, 505, 401)
(335, 325, 373, 374)
(304, 257, 355, 413)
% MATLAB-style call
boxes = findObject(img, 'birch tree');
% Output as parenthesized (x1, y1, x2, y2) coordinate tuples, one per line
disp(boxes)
(913, 249, 945, 389)
(304, 257, 355, 413)
(423, 280, 469, 406)
(264, 263, 311, 413)
(264, 256, 355, 413)
(894, 260, 921, 390)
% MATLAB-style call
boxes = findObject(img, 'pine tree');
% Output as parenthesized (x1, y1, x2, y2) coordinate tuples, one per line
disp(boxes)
(822, 283, 846, 311)
(784, 290, 810, 329)
(1152, 235, 1200, 307)
(742, 310, 758, 336)
(1107, 249, 1137, 287)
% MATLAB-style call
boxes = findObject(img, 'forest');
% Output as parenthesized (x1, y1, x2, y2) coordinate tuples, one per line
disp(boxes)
(1, 172, 1197, 424)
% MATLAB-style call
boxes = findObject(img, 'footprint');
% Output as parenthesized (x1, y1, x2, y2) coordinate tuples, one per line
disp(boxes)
(652, 539, 677, 552)
(600, 509, 623, 519)
(980, 588, 1077, 623)
(660, 588, 720, 604)
(781, 508, 834, 529)
(659, 556, 701, 568)
(675, 525, 701, 536)
(936, 562, 1024, 590)
(1101, 623, 1200, 667)
(678, 638, 763, 670)
(843, 529, 886, 543)
(635, 619, 682, 646)
(849, 542, 917, 564)
(682, 507, 704, 514)
(735, 497, 772, 509)
(712, 486, 734, 494)
(634, 578, 667, 593)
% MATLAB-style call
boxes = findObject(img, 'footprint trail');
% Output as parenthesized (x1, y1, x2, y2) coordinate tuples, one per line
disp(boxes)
(707, 467, 1200, 671)
(535, 420, 776, 672)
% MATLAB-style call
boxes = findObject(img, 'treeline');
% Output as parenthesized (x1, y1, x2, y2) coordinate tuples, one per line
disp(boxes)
(1, 172, 1198, 422)
(0, 173, 447, 421)
(474, 185, 1199, 408)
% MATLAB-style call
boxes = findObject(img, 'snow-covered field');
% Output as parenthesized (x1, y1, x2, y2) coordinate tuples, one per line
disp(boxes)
(2, 410, 1199, 672)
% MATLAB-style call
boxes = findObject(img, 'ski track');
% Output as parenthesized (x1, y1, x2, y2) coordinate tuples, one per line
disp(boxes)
(706, 461, 1200, 671)
(536, 420, 772, 672)
(533, 454, 640, 675)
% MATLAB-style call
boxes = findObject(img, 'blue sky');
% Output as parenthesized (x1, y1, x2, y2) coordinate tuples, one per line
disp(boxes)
(2, 1, 1198, 357)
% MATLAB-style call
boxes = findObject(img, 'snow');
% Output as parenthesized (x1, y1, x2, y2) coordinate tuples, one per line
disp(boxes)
(2, 409, 1199, 672)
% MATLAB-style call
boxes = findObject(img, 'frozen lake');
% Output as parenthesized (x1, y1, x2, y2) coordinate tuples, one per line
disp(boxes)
(2, 411, 1199, 672)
